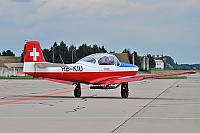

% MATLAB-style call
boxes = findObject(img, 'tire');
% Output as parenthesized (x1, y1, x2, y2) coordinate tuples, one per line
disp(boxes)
(121, 89, 129, 98)
(74, 88, 81, 97)
(121, 82, 129, 98)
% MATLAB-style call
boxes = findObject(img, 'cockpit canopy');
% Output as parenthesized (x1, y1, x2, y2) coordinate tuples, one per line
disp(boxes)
(76, 53, 121, 66)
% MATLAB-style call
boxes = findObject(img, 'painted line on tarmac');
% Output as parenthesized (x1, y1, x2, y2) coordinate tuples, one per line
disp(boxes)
(0, 116, 200, 120)
(0, 87, 89, 106)
(133, 116, 200, 120)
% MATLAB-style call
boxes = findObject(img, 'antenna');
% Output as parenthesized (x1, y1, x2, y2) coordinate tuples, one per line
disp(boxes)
(59, 54, 64, 64)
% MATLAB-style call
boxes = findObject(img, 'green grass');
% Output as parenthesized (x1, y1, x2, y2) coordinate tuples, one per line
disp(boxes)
(195, 70, 200, 73)
(0, 76, 36, 79)
(138, 70, 198, 74)
(146, 70, 185, 73)
(138, 70, 195, 79)
(156, 76, 187, 79)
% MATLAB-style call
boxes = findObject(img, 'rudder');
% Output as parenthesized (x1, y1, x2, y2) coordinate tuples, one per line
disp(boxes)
(24, 41, 46, 62)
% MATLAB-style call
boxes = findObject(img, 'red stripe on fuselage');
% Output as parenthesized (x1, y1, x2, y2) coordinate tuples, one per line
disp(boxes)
(25, 71, 138, 83)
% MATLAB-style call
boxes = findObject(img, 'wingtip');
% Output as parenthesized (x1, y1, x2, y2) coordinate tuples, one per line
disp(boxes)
(186, 70, 196, 74)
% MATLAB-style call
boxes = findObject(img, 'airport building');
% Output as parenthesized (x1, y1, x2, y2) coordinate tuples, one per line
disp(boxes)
(155, 60, 164, 70)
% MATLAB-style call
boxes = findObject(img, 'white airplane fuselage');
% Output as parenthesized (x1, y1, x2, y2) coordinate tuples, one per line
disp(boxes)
(24, 61, 138, 84)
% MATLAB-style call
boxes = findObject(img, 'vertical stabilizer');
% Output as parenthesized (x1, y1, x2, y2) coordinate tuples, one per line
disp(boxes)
(24, 41, 46, 62)
(23, 41, 46, 76)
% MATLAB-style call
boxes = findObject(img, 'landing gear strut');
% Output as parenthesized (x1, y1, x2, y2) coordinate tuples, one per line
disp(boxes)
(121, 82, 129, 98)
(74, 83, 81, 97)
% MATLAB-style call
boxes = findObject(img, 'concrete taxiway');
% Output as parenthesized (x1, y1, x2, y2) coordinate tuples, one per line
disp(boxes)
(0, 73, 200, 133)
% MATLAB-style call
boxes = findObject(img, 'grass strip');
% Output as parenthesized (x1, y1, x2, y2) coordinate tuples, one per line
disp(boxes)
(156, 76, 187, 79)
(0, 76, 35, 79)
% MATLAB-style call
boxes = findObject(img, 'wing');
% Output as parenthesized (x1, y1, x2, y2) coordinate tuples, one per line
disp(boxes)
(98, 71, 196, 85)
(44, 71, 195, 85)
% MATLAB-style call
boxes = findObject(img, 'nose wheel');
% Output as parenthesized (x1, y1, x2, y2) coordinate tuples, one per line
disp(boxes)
(74, 83, 81, 97)
(121, 82, 129, 98)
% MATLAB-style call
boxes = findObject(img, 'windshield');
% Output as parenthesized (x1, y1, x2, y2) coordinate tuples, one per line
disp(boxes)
(78, 57, 96, 64)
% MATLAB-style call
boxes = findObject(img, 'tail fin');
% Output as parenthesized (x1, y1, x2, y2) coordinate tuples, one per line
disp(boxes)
(23, 41, 46, 76)
(24, 41, 46, 62)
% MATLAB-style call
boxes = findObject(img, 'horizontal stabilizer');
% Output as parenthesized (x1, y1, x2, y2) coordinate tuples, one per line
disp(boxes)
(4, 63, 24, 68)
(35, 62, 68, 68)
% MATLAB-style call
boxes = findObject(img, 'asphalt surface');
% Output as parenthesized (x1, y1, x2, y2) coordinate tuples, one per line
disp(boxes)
(0, 73, 199, 133)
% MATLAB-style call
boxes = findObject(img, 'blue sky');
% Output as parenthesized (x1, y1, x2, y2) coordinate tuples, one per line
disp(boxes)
(0, 0, 200, 64)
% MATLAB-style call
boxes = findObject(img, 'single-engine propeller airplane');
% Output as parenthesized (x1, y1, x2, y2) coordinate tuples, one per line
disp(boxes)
(6, 41, 196, 98)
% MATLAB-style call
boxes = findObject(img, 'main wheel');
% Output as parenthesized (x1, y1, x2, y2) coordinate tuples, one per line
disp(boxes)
(74, 83, 81, 97)
(121, 82, 129, 98)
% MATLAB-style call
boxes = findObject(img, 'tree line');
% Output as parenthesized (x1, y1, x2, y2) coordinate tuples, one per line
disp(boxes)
(2, 41, 156, 69)
(7, 41, 196, 70)
(41, 41, 107, 64)
(0, 50, 15, 56)
(20, 41, 107, 64)
(22, 41, 156, 69)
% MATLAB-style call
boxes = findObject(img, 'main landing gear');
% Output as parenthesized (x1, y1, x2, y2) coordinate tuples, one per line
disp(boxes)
(73, 82, 129, 98)
(121, 82, 129, 98)
(74, 83, 81, 97)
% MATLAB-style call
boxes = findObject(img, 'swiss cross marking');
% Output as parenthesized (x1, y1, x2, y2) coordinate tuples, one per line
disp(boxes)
(30, 48, 39, 61)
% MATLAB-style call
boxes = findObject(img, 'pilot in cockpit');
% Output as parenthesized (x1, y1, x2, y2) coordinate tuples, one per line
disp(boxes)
(99, 56, 114, 65)
(106, 57, 112, 65)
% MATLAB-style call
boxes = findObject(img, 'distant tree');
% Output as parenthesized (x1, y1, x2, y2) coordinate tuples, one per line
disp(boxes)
(6, 50, 15, 56)
(91, 44, 107, 53)
(2, 50, 7, 56)
(21, 51, 24, 62)
(20, 41, 108, 64)
(147, 54, 156, 69)
(59, 41, 69, 63)
(92, 44, 100, 53)
(20, 44, 26, 62)
(175, 62, 179, 70)
(133, 51, 141, 68)
(0, 52, 1, 56)
(1, 50, 15, 56)
(43, 48, 51, 62)
(164, 56, 176, 69)
(99, 46, 107, 53)
(77, 43, 92, 59)
(109, 51, 115, 53)
(69, 44, 77, 63)
(51, 42, 60, 63)
(49, 42, 57, 63)
(49, 41, 70, 63)
(122, 48, 130, 53)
